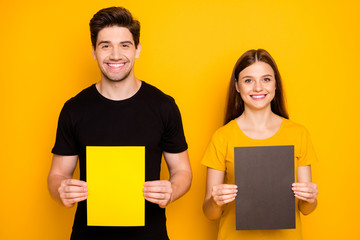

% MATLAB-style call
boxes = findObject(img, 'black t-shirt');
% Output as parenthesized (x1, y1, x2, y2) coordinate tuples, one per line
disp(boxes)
(52, 81, 188, 240)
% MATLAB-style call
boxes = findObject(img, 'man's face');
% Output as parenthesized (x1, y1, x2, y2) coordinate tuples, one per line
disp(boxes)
(92, 26, 141, 82)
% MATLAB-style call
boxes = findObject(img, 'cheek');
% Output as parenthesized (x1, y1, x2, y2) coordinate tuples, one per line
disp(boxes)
(266, 83, 276, 93)
(238, 87, 249, 101)
(238, 84, 251, 95)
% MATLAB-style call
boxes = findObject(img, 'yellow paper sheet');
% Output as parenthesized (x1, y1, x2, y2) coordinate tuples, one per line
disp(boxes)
(86, 146, 145, 226)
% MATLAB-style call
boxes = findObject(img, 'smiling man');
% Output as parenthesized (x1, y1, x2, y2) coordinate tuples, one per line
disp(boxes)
(47, 7, 192, 240)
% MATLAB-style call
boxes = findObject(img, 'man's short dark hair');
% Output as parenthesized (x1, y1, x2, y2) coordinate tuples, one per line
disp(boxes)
(89, 6, 140, 49)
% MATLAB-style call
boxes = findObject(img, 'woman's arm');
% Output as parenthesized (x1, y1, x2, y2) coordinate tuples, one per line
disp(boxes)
(292, 165, 318, 215)
(203, 167, 238, 220)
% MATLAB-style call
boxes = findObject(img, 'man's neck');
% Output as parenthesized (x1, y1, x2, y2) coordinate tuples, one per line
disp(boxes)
(96, 77, 142, 101)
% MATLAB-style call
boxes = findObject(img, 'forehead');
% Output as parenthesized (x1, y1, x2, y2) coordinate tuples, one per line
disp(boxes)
(239, 61, 274, 77)
(97, 26, 134, 44)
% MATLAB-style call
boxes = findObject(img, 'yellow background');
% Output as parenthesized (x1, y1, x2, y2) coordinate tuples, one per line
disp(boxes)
(0, 0, 359, 239)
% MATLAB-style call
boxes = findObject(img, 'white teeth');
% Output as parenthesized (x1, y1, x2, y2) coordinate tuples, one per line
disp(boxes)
(108, 63, 124, 67)
(251, 95, 266, 99)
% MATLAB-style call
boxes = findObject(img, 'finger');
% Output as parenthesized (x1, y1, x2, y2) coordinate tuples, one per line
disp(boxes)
(292, 187, 311, 193)
(213, 188, 238, 196)
(293, 189, 317, 201)
(144, 180, 171, 187)
(294, 194, 316, 203)
(292, 187, 318, 196)
(144, 197, 168, 207)
(213, 193, 237, 200)
(64, 195, 88, 204)
(61, 192, 88, 200)
(213, 185, 238, 195)
(213, 195, 236, 206)
(143, 187, 172, 193)
(214, 184, 238, 190)
(292, 183, 308, 188)
(293, 191, 314, 198)
(213, 194, 237, 204)
(222, 196, 236, 204)
(62, 185, 88, 193)
(292, 182, 317, 188)
(143, 192, 170, 200)
(144, 193, 170, 202)
(63, 179, 88, 187)
(292, 183, 317, 192)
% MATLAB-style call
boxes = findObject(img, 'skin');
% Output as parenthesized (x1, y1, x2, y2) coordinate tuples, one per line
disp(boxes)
(203, 61, 318, 220)
(48, 26, 192, 208)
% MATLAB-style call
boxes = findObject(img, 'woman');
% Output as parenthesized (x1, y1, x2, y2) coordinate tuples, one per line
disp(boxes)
(202, 49, 318, 239)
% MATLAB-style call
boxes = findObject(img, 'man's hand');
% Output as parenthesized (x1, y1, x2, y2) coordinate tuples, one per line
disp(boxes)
(58, 179, 88, 208)
(143, 180, 173, 208)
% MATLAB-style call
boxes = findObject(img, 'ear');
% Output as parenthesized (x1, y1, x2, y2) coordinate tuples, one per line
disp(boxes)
(135, 43, 141, 59)
(235, 80, 240, 93)
(92, 46, 97, 60)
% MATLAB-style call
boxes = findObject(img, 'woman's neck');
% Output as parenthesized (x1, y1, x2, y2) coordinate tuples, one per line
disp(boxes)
(236, 108, 283, 139)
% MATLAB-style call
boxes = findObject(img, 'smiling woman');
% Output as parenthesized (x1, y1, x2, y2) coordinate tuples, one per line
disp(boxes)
(202, 49, 318, 240)
(235, 61, 276, 112)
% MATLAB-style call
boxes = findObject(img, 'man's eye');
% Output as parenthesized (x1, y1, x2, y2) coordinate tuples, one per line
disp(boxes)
(102, 45, 109, 48)
(122, 44, 129, 48)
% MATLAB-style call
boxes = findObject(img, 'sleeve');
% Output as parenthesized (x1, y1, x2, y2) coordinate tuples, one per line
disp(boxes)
(201, 130, 227, 171)
(297, 126, 318, 166)
(160, 97, 188, 153)
(51, 101, 79, 155)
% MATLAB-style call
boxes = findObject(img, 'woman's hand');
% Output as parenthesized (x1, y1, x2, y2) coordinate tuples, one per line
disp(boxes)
(211, 184, 238, 207)
(203, 168, 236, 220)
(292, 182, 318, 203)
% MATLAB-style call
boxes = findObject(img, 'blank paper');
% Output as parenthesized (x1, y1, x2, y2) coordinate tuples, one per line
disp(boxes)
(234, 145, 295, 230)
(86, 146, 145, 226)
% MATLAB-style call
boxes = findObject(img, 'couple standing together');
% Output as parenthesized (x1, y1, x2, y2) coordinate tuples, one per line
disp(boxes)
(47, 6, 318, 240)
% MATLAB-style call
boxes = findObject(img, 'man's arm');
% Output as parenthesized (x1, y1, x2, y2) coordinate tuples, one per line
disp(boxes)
(292, 165, 318, 215)
(47, 154, 88, 208)
(143, 150, 192, 208)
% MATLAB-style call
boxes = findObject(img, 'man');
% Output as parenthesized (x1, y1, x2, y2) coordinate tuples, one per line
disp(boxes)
(48, 7, 192, 240)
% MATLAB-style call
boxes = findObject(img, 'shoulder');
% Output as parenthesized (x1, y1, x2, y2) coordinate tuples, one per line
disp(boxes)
(140, 81, 175, 104)
(140, 82, 180, 117)
(211, 120, 237, 143)
(62, 85, 97, 110)
(65, 84, 96, 106)
(281, 118, 310, 137)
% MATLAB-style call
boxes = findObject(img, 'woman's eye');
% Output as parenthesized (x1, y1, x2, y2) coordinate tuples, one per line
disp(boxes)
(244, 79, 252, 83)
(263, 77, 271, 82)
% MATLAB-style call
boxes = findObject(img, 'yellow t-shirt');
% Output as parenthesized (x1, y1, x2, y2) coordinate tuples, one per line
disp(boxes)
(202, 118, 317, 240)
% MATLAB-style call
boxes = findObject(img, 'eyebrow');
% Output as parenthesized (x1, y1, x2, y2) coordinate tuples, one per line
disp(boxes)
(241, 74, 273, 79)
(97, 40, 134, 46)
(120, 41, 134, 45)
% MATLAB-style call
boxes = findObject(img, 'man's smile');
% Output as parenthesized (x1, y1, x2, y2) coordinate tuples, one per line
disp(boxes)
(106, 62, 126, 71)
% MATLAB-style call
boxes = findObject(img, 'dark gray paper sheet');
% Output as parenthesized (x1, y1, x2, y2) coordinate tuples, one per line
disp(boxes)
(234, 145, 295, 230)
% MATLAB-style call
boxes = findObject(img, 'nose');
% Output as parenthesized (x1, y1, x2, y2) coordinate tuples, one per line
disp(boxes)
(253, 80, 263, 92)
(110, 46, 122, 60)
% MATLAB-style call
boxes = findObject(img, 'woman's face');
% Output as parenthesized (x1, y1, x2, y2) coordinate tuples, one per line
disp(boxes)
(236, 61, 276, 111)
